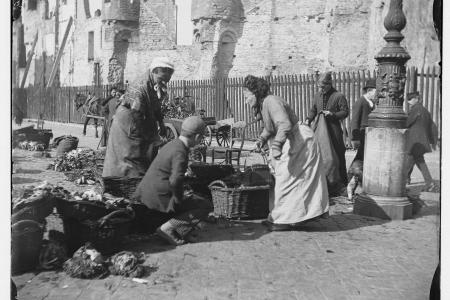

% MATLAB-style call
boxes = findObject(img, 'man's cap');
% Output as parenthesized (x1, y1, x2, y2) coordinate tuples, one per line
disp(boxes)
(181, 116, 206, 135)
(150, 57, 174, 72)
(318, 72, 332, 84)
(406, 91, 420, 100)
(363, 78, 376, 90)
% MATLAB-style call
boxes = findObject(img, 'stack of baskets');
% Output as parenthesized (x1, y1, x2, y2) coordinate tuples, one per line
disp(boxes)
(208, 180, 270, 219)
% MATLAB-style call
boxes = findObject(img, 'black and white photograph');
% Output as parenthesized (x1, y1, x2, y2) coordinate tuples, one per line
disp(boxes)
(9, 0, 445, 299)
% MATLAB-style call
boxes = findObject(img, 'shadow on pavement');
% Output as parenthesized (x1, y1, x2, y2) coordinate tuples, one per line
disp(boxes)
(15, 169, 43, 174)
(195, 220, 268, 243)
(12, 176, 42, 184)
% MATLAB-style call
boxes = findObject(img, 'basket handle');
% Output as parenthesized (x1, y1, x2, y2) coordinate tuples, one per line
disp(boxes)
(208, 180, 228, 189)
(12, 219, 43, 232)
(243, 150, 269, 169)
(98, 208, 135, 227)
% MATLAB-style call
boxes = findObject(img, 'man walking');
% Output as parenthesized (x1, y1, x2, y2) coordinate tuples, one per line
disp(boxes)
(405, 91, 437, 192)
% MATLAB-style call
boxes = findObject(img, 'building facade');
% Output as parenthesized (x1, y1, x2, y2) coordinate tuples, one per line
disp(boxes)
(12, 0, 440, 87)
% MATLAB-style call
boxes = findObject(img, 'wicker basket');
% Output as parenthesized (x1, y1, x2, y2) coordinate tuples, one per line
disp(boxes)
(11, 220, 45, 275)
(63, 209, 135, 255)
(208, 180, 269, 219)
(56, 199, 113, 221)
(102, 176, 143, 199)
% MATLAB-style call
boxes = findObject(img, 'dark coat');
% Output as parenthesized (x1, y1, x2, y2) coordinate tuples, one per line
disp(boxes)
(307, 87, 349, 187)
(351, 96, 374, 141)
(406, 103, 435, 157)
(133, 139, 189, 213)
(102, 78, 165, 178)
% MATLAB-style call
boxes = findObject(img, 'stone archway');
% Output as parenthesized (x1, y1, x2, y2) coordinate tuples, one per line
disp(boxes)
(212, 31, 237, 78)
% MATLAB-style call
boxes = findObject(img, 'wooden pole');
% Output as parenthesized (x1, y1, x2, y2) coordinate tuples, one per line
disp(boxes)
(47, 17, 73, 88)
(20, 32, 38, 89)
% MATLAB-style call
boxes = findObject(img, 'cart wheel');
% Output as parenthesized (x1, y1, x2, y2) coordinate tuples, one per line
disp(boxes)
(159, 125, 177, 142)
(216, 125, 231, 147)
(200, 126, 212, 146)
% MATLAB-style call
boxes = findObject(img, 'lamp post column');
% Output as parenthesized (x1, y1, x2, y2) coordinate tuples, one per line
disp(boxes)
(354, 0, 412, 220)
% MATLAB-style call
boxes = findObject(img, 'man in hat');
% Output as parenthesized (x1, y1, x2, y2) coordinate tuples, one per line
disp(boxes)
(133, 116, 213, 245)
(351, 78, 377, 161)
(102, 57, 174, 179)
(404, 91, 438, 191)
(306, 71, 349, 196)
(346, 78, 377, 200)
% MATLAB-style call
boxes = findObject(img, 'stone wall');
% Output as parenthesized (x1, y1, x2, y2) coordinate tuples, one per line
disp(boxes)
(14, 0, 440, 87)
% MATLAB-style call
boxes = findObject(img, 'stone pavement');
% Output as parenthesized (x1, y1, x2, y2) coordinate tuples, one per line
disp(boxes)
(11, 120, 440, 300)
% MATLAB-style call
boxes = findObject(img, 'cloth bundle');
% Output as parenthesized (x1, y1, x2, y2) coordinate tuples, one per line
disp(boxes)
(63, 244, 147, 279)
(63, 244, 108, 279)
(17, 141, 46, 151)
(53, 135, 79, 157)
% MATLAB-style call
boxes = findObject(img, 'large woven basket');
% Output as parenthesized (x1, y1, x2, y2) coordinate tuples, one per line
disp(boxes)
(208, 180, 269, 219)
(102, 176, 143, 199)
(56, 199, 113, 221)
(63, 209, 135, 255)
(11, 220, 45, 275)
(55, 136, 79, 156)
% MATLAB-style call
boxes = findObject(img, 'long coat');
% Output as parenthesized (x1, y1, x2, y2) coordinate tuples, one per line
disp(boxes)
(350, 96, 374, 141)
(102, 78, 164, 178)
(133, 139, 189, 213)
(406, 103, 436, 157)
(307, 87, 349, 187)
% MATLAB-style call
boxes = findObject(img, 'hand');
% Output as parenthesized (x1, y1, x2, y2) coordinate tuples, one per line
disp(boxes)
(272, 148, 282, 160)
(159, 126, 167, 137)
(322, 110, 333, 117)
(351, 140, 361, 150)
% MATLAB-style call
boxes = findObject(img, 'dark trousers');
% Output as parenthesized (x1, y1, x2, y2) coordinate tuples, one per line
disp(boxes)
(354, 129, 366, 161)
(405, 153, 433, 185)
(143, 195, 212, 237)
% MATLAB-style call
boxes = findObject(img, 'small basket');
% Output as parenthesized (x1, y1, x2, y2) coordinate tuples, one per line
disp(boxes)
(208, 180, 268, 219)
(63, 209, 135, 255)
(102, 176, 143, 199)
(242, 152, 274, 187)
(11, 220, 45, 275)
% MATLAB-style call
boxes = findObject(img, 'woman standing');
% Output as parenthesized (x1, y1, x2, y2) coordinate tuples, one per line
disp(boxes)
(243, 75, 329, 231)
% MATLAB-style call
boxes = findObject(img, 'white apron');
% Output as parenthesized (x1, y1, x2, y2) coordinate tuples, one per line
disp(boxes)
(268, 123, 329, 224)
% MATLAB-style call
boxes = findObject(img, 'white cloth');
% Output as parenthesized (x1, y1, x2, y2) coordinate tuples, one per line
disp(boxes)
(267, 123, 329, 224)
(149, 57, 174, 72)
(363, 94, 374, 108)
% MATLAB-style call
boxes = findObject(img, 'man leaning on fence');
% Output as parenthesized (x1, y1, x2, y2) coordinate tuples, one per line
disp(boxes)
(102, 57, 174, 179)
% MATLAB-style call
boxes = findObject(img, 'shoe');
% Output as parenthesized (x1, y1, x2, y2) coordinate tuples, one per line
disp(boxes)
(267, 223, 293, 231)
(156, 228, 185, 246)
(261, 220, 272, 227)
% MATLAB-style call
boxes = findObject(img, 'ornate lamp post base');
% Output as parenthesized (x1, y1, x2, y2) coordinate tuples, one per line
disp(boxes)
(354, 194, 412, 220)
(354, 127, 412, 220)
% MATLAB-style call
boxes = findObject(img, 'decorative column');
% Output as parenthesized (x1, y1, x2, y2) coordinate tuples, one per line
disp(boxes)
(354, 0, 412, 220)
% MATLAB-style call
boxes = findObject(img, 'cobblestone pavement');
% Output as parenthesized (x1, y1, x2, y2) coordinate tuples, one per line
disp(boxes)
(12, 120, 440, 300)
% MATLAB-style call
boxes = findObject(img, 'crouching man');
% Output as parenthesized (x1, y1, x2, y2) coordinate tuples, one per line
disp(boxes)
(132, 116, 212, 245)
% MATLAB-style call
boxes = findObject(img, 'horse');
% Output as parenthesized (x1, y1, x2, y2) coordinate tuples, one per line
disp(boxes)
(74, 93, 105, 138)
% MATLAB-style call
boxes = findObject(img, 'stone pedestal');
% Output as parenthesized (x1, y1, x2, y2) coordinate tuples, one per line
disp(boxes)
(354, 127, 413, 220)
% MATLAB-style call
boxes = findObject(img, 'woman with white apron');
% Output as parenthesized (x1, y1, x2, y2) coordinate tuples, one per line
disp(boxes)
(243, 75, 329, 231)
